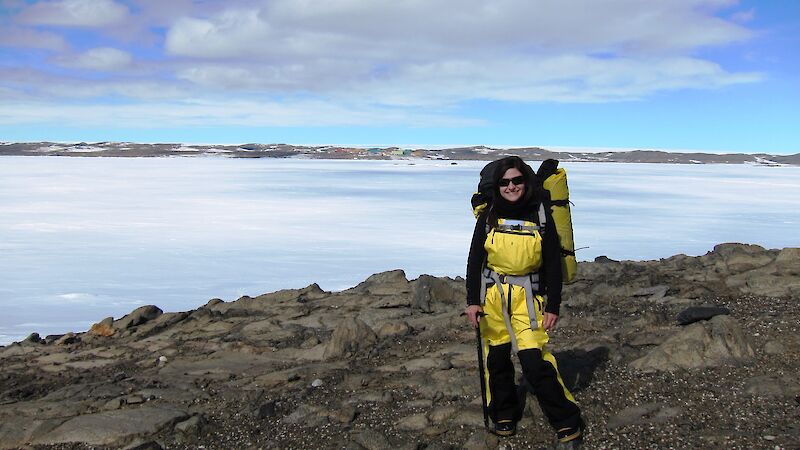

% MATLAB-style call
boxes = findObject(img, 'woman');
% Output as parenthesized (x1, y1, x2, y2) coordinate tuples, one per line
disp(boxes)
(465, 156, 583, 445)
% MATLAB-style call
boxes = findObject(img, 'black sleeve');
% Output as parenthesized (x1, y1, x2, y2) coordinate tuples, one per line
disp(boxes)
(541, 201, 563, 314)
(466, 213, 488, 306)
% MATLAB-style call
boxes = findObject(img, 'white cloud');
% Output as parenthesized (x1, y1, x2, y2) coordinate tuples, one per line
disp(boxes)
(0, 68, 187, 101)
(0, 27, 67, 50)
(17, 0, 129, 27)
(0, 97, 483, 128)
(159, 0, 758, 104)
(0, 0, 767, 129)
(55, 47, 133, 71)
(166, 9, 274, 58)
(166, 0, 753, 59)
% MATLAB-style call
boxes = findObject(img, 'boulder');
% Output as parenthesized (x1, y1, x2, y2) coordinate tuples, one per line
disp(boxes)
(676, 306, 730, 325)
(55, 333, 79, 345)
(413, 276, 434, 312)
(0, 417, 65, 449)
(205, 298, 224, 307)
(23, 332, 43, 344)
(630, 315, 754, 372)
(350, 270, 409, 295)
(114, 306, 163, 330)
(774, 247, 800, 274)
(711, 243, 773, 273)
(31, 408, 188, 446)
(174, 415, 204, 436)
(323, 317, 377, 359)
(90, 317, 115, 337)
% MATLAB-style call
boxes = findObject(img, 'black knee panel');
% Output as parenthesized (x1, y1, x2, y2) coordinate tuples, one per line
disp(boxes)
(487, 343, 513, 376)
(518, 348, 545, 378)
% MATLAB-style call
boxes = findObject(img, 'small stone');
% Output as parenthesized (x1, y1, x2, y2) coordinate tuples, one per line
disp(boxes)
(126, 395, 145, 405)
(462, 432, 487, 450)
(300, 335, 321, 349)
(329, 405, 357, 423)
(287, 373, 301, 382)
(763, 435, 776, 441)
(436, 359, 453, 370)
(764, 340, 786, 355)
(175, 415, 204, 435)
(353, 429, 391, 450)
(311, 378, 324, 388)
(257, 401, 276, 419)
(103, 397, 125, 410)
(397, 413, 429, 431)
(377, 322, 411, 338)
(157, 356, 168, 366)
(427, 406, 457, 424)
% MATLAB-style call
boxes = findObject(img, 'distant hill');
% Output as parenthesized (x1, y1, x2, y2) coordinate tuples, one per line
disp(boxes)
(1, 142, 797, 165)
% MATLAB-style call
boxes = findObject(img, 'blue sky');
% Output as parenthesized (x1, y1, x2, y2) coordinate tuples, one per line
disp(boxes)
(0, 0, 797, 154)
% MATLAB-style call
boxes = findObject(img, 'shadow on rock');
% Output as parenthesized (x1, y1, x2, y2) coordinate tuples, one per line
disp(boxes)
(552, 347, 609, 392)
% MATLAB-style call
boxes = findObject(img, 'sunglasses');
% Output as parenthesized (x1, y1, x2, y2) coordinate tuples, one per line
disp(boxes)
(498, 176, 525, 187)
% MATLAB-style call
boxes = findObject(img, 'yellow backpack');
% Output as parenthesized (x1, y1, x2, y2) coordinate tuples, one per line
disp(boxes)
(537, 160, 577, 283)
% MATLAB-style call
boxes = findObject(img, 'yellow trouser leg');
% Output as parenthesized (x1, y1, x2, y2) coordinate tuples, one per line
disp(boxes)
(479, 283, 577, 420)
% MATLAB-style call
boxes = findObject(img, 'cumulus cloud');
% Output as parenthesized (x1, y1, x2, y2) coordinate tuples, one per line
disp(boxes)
(55, 47, 133, 71)
(166, 0, 753, 59)
(161, 0, 759, 104)
(17, 0, 129, 27)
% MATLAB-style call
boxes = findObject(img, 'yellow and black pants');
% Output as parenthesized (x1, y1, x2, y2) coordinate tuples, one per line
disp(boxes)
(480, 281, 581, 430)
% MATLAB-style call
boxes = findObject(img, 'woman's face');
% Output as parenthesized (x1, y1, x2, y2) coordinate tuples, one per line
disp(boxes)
(498, 167, 525, 203)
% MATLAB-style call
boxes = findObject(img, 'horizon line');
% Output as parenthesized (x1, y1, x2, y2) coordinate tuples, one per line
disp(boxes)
(2, 141, 797, 156)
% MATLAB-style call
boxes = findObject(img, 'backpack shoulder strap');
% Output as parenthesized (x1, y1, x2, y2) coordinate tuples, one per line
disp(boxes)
(537, 202, 547, 230)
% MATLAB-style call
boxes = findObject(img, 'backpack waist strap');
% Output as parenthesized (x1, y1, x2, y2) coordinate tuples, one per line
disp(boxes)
(480, 267, 541, 337)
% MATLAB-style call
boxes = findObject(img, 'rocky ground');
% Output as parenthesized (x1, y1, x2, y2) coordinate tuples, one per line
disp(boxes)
(1, 243, 799, 450)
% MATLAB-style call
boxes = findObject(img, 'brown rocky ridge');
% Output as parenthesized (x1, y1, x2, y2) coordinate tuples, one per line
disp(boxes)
(1, 142, 798, 165)
(0, 243, 798, 449)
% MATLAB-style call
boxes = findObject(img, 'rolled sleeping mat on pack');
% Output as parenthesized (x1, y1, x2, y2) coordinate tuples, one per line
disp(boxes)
(538, 160, 577, 283)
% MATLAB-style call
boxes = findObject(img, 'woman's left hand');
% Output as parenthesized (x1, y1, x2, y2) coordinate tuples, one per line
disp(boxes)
(543, 312, 558, 331)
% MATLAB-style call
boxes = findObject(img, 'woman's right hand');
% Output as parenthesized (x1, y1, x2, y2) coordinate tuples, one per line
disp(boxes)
(464, 305, 484, 328)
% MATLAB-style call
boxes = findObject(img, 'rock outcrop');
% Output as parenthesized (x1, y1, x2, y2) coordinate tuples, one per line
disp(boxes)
(0, 243, 797, 449)
(629, 315, 755, 372)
